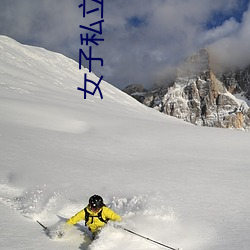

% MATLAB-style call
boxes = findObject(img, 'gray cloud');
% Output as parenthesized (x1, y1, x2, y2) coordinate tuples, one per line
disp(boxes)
(0, 0, 249, 89)
(209, 6, 250, 69)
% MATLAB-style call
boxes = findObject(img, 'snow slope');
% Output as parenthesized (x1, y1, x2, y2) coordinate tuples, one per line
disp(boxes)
(0, 35, 250, 250)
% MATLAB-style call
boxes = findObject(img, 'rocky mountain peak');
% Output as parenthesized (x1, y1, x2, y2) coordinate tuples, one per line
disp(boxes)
(177, 49, 210, 78)
(123, 49, 250, 130)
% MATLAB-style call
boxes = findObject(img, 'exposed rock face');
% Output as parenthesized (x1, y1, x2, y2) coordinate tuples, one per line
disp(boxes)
(123, 49, 250, 130)
(123, 84, 147, 95)
(217, 66, 250, 99)
(123, 84, 147, 103)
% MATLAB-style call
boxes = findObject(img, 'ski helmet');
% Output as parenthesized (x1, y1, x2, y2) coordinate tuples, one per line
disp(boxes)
(89, 195, 104, 210)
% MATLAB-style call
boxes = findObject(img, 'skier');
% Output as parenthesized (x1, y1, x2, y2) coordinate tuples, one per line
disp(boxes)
(66, 194, 121, 239)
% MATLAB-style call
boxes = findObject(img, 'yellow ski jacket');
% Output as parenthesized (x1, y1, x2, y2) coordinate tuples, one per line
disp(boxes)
(67, 206, 121, 233)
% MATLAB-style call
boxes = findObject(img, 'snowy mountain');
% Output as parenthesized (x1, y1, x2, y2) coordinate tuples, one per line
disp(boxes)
(124, 49, 250, 130)
(217, 65, 250, 100)
(1, 36, 250, 250)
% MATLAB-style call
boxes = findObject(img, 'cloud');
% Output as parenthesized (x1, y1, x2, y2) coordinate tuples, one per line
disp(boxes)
(200, 18, 240, 45)
(209, 3, 250, 68)
(0, 0, 249, 89)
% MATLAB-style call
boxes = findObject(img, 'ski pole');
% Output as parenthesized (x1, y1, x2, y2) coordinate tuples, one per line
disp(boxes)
(122, 227, 180, 250)
(37, 220, 48, 231)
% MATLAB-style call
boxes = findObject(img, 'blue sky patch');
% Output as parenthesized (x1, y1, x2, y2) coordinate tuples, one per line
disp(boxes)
(126, 15, 147, 28)
(206, 0, 249, 29)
